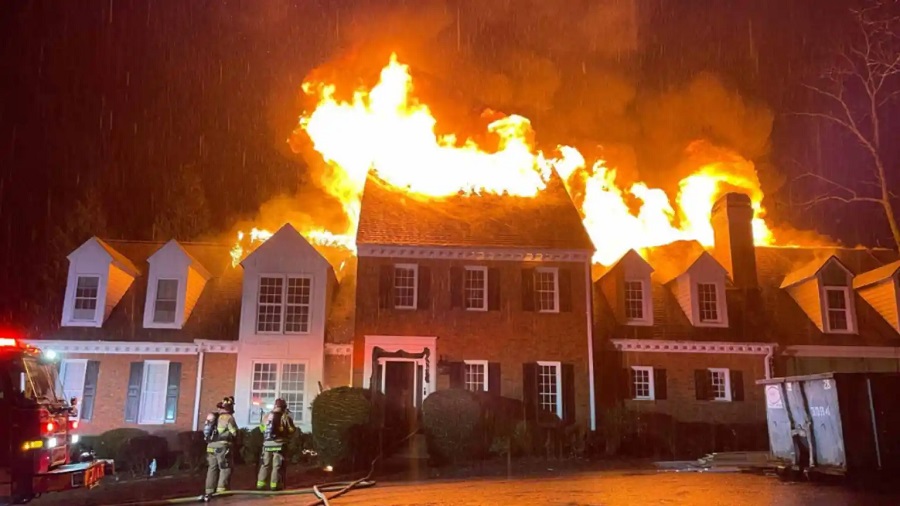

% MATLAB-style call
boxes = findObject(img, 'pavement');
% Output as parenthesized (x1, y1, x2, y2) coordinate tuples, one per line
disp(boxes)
(214, 470, 900, 506)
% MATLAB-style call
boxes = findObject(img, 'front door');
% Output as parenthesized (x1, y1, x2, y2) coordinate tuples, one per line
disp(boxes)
(381, 360, 422, 447)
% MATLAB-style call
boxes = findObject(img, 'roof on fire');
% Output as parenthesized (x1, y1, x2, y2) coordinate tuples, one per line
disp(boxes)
(356, 174, 595, 251)
(42, 240, 241, 344)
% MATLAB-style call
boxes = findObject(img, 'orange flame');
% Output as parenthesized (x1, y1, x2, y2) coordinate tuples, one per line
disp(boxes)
(232, 53, 805, 267)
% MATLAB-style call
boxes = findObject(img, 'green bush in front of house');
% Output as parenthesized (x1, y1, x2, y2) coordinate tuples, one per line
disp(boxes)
(421, 389, 483, 464)
(311, 387, 377, 470)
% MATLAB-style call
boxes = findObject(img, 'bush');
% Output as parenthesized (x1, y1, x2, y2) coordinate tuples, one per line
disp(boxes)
(311, 387, 376, 470)
(421, 389, 482, 464)
(239, 427, 264, 465)
(119, 435, 169, 476)
(285, 429, 317, 465)
(71, 428, 150, 471)
(175, 431, 207, 471)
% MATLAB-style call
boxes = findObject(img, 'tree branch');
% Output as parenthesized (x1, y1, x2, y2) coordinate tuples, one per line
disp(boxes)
(793, 194, 884, 209)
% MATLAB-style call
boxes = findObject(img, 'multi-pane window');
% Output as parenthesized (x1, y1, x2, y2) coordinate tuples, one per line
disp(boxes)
(394, 265, 417, 309)
(824, 287, 850, 332)
(535, 269, 558, 313)
(624, 281, 645, 321)
(464, 360, 488, 392)
(153, 279, 179, 323)
(257, 277, 284, 333)
(537, 361, 562, 418)
(249, 362, 306, 424)
(73, 276, 100, 320)
(285, 278, 311, 333)
(138, 361, 170, 425)
(709, 368, 731, 401)
(632, 366, 654, 400)
(464, 267, 488, 310)
(59, 360, 87, 408)
(697, 283, 719, 322)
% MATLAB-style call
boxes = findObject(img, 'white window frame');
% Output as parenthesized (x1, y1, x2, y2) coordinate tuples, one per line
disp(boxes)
(537, 360, 563, 418)
(152, 278, 180, 324)
(393, 264, 418, 310)
(248, 360, 308, 425)
(72, 275, 101, 321)
(631, 365, 655, 400)
(823, 286, 854, 334)
(256, 275, 313, 335)
(697, 282, 722, 324)
(463, 360, 489, 392)
(624, 279, 651, 324)
(534, 267, 560, 314)
(708, 367, 732, 402)
(59, 359, 88, 417)
(464, 266, 488, 311)
(138, 360, 171, 425)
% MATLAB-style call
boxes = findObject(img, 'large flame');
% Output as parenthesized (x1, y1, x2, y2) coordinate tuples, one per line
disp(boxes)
(233, 53, 792, 267)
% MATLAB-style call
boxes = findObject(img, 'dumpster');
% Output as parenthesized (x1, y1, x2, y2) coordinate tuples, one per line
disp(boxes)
(757, 372, 900, 478)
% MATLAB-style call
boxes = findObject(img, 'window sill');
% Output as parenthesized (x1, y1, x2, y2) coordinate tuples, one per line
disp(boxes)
(464, 307, 488, 312)
(624, 319, 653, 327)
(537, 309, 560, 314)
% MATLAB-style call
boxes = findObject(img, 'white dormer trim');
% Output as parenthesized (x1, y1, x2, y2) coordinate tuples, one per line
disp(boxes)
(820, 285, 858, 334)
(142, 240, 211, 330)
(62, 238, 137, 328)
(783, 256, 858, 334)
(623, 278, 653, 326)
(665, 252, 729, 328)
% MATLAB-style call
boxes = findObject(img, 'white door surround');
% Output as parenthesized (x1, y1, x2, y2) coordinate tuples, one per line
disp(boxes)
(362, 335, 437, 401)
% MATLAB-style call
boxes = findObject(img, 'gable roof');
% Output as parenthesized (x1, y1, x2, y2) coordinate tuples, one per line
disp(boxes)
(356, 174, 595, 251)
(41, 240, 241, 343)
(70, 237, 142, 277)
(854, 260, 900, 289)
(779, 254, 852, 289)
(149, 239, 212, 280)
(598, 249, 654, 281)
(647, 241, 728, 285)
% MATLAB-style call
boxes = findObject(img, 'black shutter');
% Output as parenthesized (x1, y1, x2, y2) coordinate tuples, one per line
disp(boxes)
(449, 362, 465, 389)
(450, 266, 463, 309)
(522, 363, 538, 420)
(378, 265, 393, 309)
(488, 362, 501, 396)
(731, 370, 745, 402)
(654, 368, 668, 400)
(620, 368, 635, 400)
(125, 362, 144, 423)
(694, 369, 710, 401)
(80, 361, 100, 421)
(562, 363, 575, 425)
(417, 265, 431, 309)
(165, 362, 182, 423)
(558, 268, 573, 312)
(487, 268, 501, 311)
(521, 269, 535, 311)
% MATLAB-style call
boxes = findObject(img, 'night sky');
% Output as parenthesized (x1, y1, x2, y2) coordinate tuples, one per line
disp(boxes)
(1, 0, 897, 333)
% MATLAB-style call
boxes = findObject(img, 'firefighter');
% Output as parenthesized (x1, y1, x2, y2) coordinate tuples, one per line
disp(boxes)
(203, 396, 238, 501)
(256, 398, 296, 491)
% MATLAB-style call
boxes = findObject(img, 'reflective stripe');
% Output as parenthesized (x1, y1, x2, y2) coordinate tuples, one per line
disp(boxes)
(264, 446, 283, 452)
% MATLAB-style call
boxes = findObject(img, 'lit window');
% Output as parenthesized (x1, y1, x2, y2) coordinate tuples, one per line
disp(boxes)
(249, 362, 306, 424)
(256, 277, 284, 333)
(138, 361, 170, 425)
(153, 279, 179, 323)
(59, 359, 87, 411)
(535, 269, 558, 313)
(464, 267, 488, 310)
(537, 361, 562, 418)
(394, 264, 418, 309)
(624, 280, 645, 321)
(709, 368, 731, 401)
(824, 287, 851, 332)
(285, 278, 311, 333)
(464, 360, 488, 392)
(697, 283, 719, 322)
(73, 276, 100, 320)
(631, 366, 654, 400)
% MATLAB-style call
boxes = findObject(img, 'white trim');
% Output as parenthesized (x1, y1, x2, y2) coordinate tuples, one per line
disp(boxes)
(377, 357, 426, 407)
(149, 278, 181, 328)
(708, 367, 732, 402)
(393, 263, 419, 310)
(611, 339, 776, 355)
(192, 351, 204, 431)
(195, 340, 239, 353)
(463, 360, 489, 392)
(138, 360, 170, 425)
(630, 365, 655, 401)
(537, 360, 563, 419)
(59, 359, 88, 417)
(325, 343, 352, 356)
(783, 345, 900, 359)
(247, 359, 310, 425)
(584, 262, 597, 431)
(822, 286, 856, 334)
(66, 274, 103, 327)
(362, 335, 437, 397)
(24, 339, 239, 355)
(256, 274, 286, 334)
(696, 282, 724, 325)
(463, 266, 489, 311)
(623, 278, 653, 326)
(284, 275, 314, 335)
(358, 244, 592, 263)
(534, 267, 560, 313)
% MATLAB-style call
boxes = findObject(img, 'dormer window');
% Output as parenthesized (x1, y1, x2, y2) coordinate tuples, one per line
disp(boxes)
(697, 283, 720, 323)
(624, 280, 650, 323)
(824, 287, 851, 332)
(153, 279, 179, 324)
(73, 276, 100, 320)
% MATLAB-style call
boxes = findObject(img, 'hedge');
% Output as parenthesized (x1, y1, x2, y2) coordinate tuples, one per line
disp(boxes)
(421, 389, 483, 464)
(71, 428, 169, 475)
(311, 387, 376, 470)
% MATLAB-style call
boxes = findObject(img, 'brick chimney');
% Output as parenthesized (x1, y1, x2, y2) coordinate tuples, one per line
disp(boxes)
(711, 193, 758, 288)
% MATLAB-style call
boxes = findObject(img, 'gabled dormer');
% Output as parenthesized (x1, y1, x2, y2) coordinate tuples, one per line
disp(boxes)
(853, 260, 900, 333)
(62, 237, 140, 327)
(781, 255, 857, 334)
(654, 248, 730, 328)
(142, 240, 212, 329)
(598, 249, 654, 326)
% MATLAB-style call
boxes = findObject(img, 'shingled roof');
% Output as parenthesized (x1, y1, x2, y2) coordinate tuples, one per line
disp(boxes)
(42, 240, 241, 343)
(356, 174, 595, 251)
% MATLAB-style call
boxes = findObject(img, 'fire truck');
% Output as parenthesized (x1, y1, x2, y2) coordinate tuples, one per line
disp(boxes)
(0, 337, 113, 504)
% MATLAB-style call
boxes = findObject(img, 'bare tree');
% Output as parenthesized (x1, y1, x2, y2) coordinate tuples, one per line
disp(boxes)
(794, 1, 900, 250)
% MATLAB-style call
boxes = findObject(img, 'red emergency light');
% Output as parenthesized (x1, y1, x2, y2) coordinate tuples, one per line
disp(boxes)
(0, 337, 20, 347)
(44, 422, 56, 434)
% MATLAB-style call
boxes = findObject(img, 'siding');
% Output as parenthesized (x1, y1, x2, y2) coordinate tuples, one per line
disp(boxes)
(105, 264, 135, 321)
(672, 276, 693, 323)
(787, 278, 824, 331)
(859, 279, 900, 332)
(184, 266, 207, 321)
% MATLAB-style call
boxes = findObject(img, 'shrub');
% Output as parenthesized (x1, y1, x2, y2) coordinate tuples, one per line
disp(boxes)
(175, 431, 207, 471)
(285, 429, 317, 465)
(118, 435, 169, 475)
(421, 389, 482, 464)
(239, 427, 264, 466)
(71, 428, 150, 471)
(311, 387, 375, 470)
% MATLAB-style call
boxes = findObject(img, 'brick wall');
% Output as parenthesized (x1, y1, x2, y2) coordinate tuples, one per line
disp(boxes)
(607, 351, 768, 425)
(196, 352, 238, 425)
(353, 256, 594, 429)
(323, 354, 351, 390)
